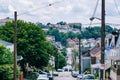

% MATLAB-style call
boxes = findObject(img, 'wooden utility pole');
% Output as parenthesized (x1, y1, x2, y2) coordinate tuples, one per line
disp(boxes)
(100, 0, 105, 80)
(79, 38, 81, 74)
(14, 11, 17, 80)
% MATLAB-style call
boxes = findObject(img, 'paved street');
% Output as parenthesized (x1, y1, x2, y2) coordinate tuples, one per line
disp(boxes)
(66, 48, 72, 65)
(54, 72, 76, 80)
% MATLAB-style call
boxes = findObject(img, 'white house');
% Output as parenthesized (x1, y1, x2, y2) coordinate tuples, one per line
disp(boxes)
(0, 40, 14, 52)
(0, 40, 23, 60)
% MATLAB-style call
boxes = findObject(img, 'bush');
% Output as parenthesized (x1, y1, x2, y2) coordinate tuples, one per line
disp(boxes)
(94, 73, 99, 78)
(0, 64, 20, 80)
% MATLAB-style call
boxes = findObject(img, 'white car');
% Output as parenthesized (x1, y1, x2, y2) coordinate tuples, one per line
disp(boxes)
(83, 74, 95, 80)
(77, 74, 84, 80)
(37, 74, 49, 80)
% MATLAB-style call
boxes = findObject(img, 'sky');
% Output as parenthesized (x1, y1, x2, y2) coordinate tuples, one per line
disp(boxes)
(0, 0, 120, 27)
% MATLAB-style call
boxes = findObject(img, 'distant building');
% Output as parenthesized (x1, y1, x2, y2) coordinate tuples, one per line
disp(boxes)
(54, 42, 63, 50)
(67, 38, 76, 48)
(68, 23, 82, 27)
(0, 40, 14, 52)
(46, 36, 55, 43)
(0, 17, 13, 26)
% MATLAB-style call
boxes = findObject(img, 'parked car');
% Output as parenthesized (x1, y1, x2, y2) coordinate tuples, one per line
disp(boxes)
(63, 65, 73, 72)
(77, 74, 84, 80)
(71, 71, 79, 77)
(37, 74, 49, 80)
(64, 68, 68, 72)
(38, 70, 47, 74)
(47, 73, 53, 80)
(53, 71, 59, 76)
(83, 74, 95, 80)
(69, 68, 74, 72)
(57, 69, 63, 72)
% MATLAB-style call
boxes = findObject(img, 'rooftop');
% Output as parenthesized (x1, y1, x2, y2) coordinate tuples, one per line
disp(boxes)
(0, 40, 13, 46)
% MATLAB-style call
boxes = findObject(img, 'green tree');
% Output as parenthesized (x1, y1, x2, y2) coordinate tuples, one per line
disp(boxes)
(61, 47, 67, 57)
(0, 20, 54, 69)
(0, 44, 20, 80)
(36, 22, 44, 28)
(71, 48, 79, 71)
(58, 53, 67, 69)
(54, 51, 67, 70)
(73, 24, 81, 31)
(0, 44, 13, 64)
(57, 21, 66, 25)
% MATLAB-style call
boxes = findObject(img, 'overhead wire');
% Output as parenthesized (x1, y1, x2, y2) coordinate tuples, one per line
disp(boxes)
(106, 7, 117, 16)
(92, 0, 100, 17)
(88, 0, 100, 27)
(18, 0, 65, 16)
(83, 22, 120, 28)
(2, 0, 120, 29)
(113, 0, 120, 16)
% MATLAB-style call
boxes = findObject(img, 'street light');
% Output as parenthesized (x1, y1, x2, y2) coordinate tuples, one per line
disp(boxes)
(90, 17, 101, 21)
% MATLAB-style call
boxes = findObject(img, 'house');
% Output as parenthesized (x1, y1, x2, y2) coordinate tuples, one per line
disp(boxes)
(88, 30, 120, 79)
(67, 38, 76, 48)
(105, 31, 120, 80)
(0, 40, 23, 80)
(81, 50, 91, 73)
(0, 40, 23, 60)
(90, 43, 101, 74)
(0, 17, 13, 26)
(54, 42, 63, 50)
(110, 58, 120, 80)
(0, 40, 14, 52)
(105, 31, 120, 70)
(46, 36, 55, 43)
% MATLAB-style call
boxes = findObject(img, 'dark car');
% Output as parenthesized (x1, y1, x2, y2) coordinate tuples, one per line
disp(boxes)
(64, 68, 68, 72)
(47, 73, 53, 80)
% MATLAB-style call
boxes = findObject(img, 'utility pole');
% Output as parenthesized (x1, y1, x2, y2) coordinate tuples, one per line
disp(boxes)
(100, 0, 105, 80)
(79, 38, 81, 74)
(14, 11, 17, 80)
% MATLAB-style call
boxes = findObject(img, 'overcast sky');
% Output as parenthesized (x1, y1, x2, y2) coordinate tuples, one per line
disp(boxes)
(0, 0, 120, 27)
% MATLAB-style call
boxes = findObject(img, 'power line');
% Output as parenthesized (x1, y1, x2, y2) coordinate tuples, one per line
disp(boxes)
(106, 7, 117, 16)
(88, 0, 100, 27)
(92, 0, 100, 17)
(83, 22, 120, 26)
(113, 0, 120, 16)
(18, 0, 64, 16)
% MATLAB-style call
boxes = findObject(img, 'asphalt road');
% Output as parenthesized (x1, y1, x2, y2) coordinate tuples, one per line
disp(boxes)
(54, 72, 76, 80)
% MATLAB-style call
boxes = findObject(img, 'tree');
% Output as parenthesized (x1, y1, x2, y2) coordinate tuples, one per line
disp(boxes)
(61, 47, 67, 57)
(73, 24, 82, 31)
(0, 44, 20, 80)
(0, 20, 55, 69)
(54, 50, 67, 70)
(58, 53, 67, 69)
(57, 21, 66, 25)
(71, 48, 79, 71)
(105, 25, 115, 34)
(36, 22, 44, 28)
(0, 44, 13, 64)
